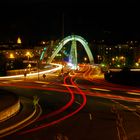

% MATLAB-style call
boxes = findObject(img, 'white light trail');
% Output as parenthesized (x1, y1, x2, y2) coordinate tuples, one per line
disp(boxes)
(91, 88, 111, 92)
(0, 63, 62, 79)
(126, 92, 140, 96)
(89, 113, 92, 120)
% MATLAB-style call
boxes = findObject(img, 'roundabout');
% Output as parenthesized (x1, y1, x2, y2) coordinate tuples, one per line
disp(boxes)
(0, 89, 42, 138)
(0, 90, 20, 122)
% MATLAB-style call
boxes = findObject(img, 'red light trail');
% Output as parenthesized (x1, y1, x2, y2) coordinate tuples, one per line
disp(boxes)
(17, 74, 87, 135)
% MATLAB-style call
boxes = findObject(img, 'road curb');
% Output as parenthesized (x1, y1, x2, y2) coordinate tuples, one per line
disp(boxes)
(0, 98, 42, 138)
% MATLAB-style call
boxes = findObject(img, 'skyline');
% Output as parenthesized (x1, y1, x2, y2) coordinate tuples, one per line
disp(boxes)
(0, 1, 140, 43)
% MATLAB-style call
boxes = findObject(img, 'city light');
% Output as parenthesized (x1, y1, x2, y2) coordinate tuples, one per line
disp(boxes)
(120, 56, 125, 60)
(26, 51, 31, 57)
(42, 41, 45, 45)
(17, 37, 22, 44)
(26, 51, 32, 61)
(67, 62, 73, 67)
(101, 63, 105, 67)
(9, 53, 15, 59)
(117, 64, 120, 68)
(112, 58, 115, 61)
(135, 62, 139, 67)
(84, 57, 87, 61)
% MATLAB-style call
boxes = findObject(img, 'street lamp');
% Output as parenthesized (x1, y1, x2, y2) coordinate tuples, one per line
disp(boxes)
(26, 51, 32, 65)
(84, 57, 87, 63)
(26, 51, 31, 73)
(26, 51, 31, 60)
(9, 53, 15, 59)
(135, 62, 139, 67)
(37, 60, 40, 80)
(112, 58, 115, 61)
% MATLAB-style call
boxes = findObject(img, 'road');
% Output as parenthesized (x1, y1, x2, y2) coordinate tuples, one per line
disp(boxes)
(1, 64, 140, 140)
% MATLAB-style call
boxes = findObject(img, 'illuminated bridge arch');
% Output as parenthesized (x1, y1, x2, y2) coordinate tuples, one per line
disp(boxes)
(44, 35, 94, 67)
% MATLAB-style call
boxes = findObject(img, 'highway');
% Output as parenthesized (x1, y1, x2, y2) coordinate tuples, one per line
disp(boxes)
(1, 64, 140, 140)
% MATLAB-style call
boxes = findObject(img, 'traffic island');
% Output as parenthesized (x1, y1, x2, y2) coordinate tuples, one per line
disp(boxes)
(0, 91, 42, 138)
(0, 90, 20, 122)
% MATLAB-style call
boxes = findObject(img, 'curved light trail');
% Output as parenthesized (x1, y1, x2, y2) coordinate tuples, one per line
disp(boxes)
(1, 64, 140, 137)
(86, 91, 140, 102)
(0, 63, 62, 79)
(37, 75, 75, 121)
(1, 81, 140, 103)
(82, 64, 140, 92)
(17, 73, 87, 135)
(76, 65, 140, 102)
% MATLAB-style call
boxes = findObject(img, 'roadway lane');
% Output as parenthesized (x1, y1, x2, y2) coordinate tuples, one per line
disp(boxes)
(1, 64, 140, 140)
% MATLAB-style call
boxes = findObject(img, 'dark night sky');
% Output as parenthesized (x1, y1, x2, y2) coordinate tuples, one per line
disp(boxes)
(0, 0, 139, 43)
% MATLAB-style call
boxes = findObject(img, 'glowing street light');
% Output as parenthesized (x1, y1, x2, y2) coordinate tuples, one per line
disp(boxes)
(26, 51, 31, 60)
(115, 56, 118, 60)
(135, 62, 139, 67)
(117, 64, 120, 68)
(84, 57, 87, 61)
(41, 41, 46, 45)
(26, 51, 31, 56)
(112, 58, 115, 61)
(120, 56, 125, 60)
(42, 41, 45, 45)
(9, 53, 15, 59)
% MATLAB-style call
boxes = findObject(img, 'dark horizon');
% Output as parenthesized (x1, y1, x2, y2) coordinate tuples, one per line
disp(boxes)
(0, 1, 139, 44)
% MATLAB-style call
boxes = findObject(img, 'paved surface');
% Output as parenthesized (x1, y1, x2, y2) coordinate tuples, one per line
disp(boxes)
(0, 95, 42, 138)
(0, 89, 18, 111)
(0, 65, 140, 140)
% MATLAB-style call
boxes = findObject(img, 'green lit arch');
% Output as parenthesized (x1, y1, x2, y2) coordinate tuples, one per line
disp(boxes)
(46, 35, 94, 64)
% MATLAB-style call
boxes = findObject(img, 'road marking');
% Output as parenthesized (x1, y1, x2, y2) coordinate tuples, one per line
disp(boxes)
(136, 105, 140, 108)
(61, 84, 76, 88)
(75, 101, 81, 105)
(42, 85, 47, 87)
(1, 79, 23, 84)
(47, 73, 58, 76)
(91, 88, 111, 92)
(34, 81, 49, 84)
(113, 100, 140, 120)
(133, 112, 140, 118)
(1, 81, 9, 84)
(11, 79, 23, 82)
(116, 126, 121, 140)
(127, 92, 140, 96)
(89, 113, 92, 120)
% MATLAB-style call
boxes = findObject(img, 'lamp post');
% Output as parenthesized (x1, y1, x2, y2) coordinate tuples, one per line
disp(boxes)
(26, 51, 31, 62)
(26, 51, 31, 73)
(37, 60, 40, 80)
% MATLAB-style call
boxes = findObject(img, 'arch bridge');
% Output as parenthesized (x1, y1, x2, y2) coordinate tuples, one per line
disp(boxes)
(40, 35, 94, 69)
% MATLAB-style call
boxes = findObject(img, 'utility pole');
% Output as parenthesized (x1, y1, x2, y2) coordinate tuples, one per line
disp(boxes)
(37, 60, 39, 80)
